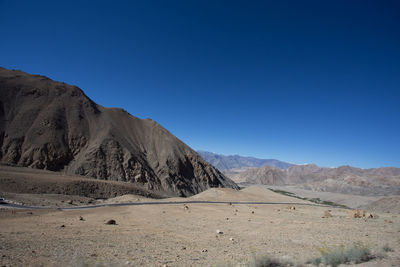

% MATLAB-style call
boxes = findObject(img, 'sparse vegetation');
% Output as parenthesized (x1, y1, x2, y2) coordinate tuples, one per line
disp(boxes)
(219, 243, 380, 267)
(218, 254, 298, 267)
(383, 244, 394, 252)
(268, 188, 348, 208)
(307, 243, 374, 267)
(268, 189, 297, 197)
(308, 198, 348, 208)
(248, 254, 295, 267)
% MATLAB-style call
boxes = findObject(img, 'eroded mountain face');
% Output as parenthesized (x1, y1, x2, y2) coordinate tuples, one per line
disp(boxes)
(0, 67, 238, 197)
(228, 164, 400, 196)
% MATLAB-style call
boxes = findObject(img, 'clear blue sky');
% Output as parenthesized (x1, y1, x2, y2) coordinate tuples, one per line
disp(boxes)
(1, 1, 399, 168)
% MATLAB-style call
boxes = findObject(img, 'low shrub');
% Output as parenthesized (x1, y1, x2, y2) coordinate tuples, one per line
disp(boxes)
(308, 243, 374, 267)
(382, 244, 394, 252)
(248, 254, 295, 267)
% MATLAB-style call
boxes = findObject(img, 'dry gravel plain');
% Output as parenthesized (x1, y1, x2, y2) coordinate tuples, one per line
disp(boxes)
(1, 187, 400, 267)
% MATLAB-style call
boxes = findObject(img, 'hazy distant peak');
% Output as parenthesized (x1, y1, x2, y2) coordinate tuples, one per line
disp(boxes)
(197, 151, 293, 171)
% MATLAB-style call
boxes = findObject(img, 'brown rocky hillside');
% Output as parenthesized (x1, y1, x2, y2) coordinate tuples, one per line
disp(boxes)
(0, 67, 238, 197)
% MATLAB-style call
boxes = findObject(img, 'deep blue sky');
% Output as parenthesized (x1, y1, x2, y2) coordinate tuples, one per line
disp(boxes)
(1, 1, 399, 168)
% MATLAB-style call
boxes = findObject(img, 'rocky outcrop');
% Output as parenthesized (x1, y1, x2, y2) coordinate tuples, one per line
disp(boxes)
(0, 67, 238, 197)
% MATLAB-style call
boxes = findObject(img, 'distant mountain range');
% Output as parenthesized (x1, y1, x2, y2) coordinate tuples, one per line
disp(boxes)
(198, 150, 400, 196)
(228, 164, 400, 196)
(197, 151, 293, 171)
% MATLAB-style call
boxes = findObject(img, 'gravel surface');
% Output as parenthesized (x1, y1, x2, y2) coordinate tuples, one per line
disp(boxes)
(1, 187, 399, 266)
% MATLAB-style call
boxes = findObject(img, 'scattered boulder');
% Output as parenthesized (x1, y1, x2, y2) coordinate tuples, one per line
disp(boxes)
(348, 209, 366, 218)
(105, 219, 116, 225)
(216, 229, 223, 234)
(79, 216, 84, 221)
(67, 200, 73, 205)
(362, 212, 376, 220)
(322, 210, 332, 218)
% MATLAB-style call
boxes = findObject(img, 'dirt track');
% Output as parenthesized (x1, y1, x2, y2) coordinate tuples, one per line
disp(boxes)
(1, 200, 334, 211)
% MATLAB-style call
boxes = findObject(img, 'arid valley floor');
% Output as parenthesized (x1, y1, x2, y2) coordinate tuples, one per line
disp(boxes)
(1, 168, 400, 267)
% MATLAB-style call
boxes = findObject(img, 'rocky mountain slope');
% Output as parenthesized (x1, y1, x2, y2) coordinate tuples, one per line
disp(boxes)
(360, 196, 400, 214)
(197, 150, 292, 170)
(229, 164, 400, 196)
(0, 67, 238, 197)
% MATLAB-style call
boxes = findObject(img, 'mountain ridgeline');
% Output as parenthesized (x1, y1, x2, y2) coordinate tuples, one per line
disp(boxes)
(228, 164, 400, 196)
(0, 67, 238, 197)
(197, 151, 293, 170)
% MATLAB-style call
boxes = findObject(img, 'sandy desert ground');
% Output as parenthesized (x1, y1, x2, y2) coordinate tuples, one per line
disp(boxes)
(1, 185, 400, 267)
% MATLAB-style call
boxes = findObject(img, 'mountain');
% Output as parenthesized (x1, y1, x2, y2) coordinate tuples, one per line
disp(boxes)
(230, 165, 287, 185)
(197, 151, 293, 171)
(229, 164, 400, 196)
(229, 164, 324, 185)
(0, 67, 238, 197)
